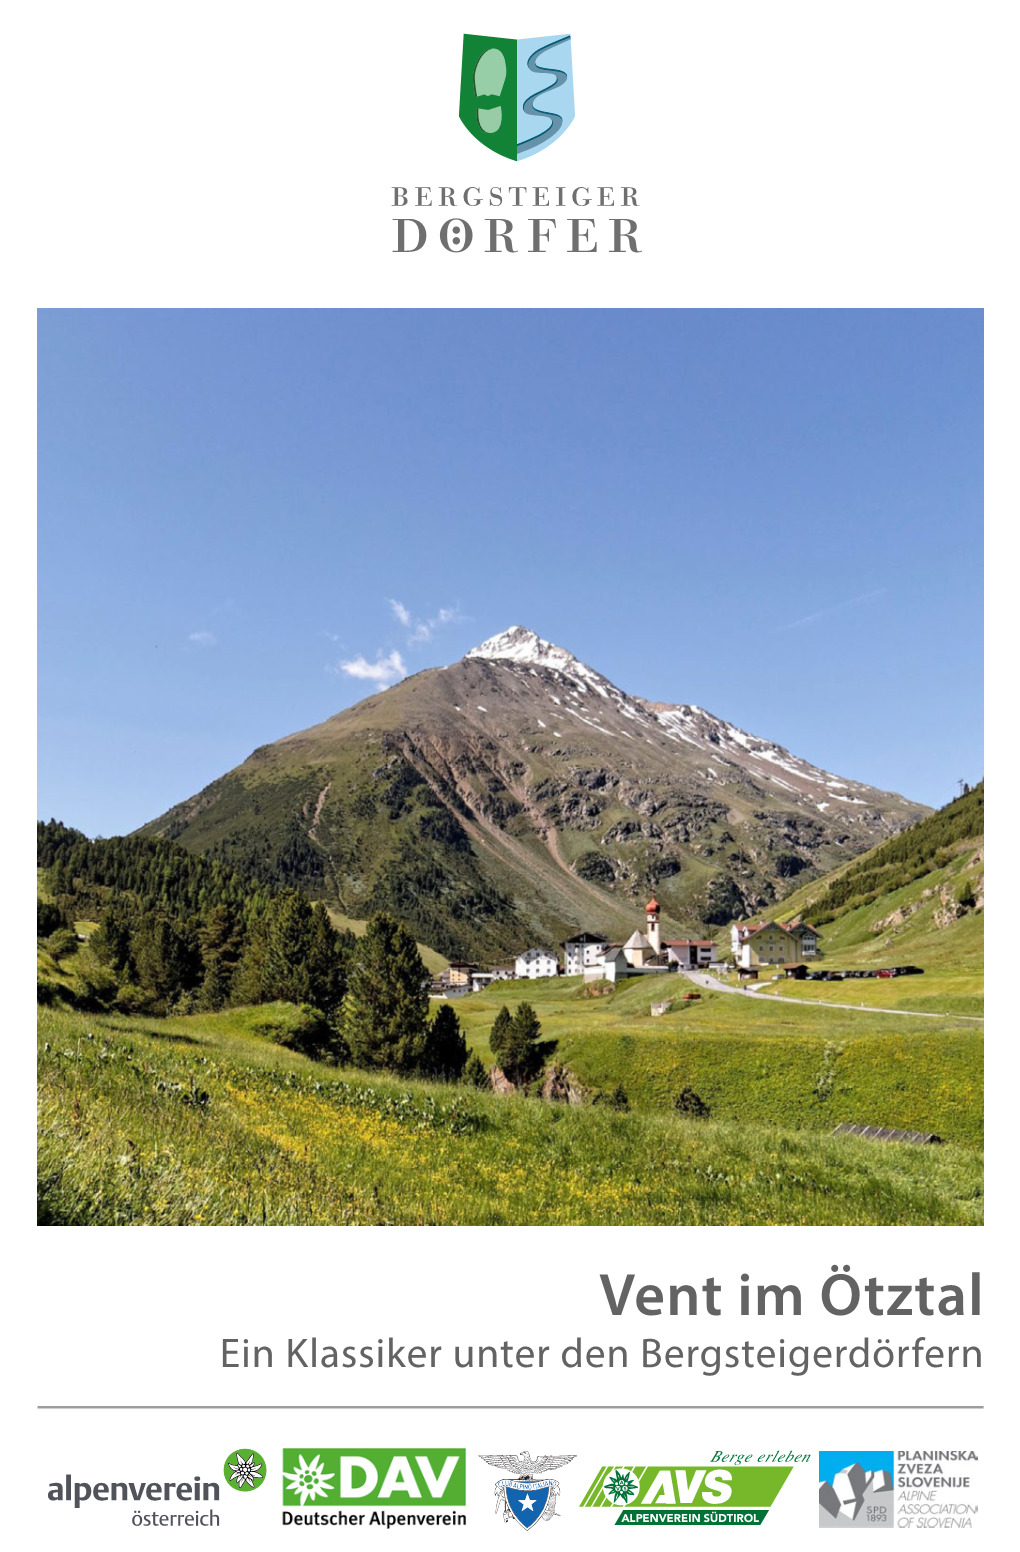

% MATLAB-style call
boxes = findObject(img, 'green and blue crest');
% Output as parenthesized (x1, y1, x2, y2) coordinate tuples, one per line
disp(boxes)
(459, 34, 574, 160)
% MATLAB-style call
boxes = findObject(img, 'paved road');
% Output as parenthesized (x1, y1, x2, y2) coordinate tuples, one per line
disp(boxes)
(680, 969, 984, 1023)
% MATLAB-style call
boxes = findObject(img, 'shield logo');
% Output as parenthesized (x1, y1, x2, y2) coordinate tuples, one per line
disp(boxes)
(504, 1479, 552, 1529)
(459, 35, 574, 160)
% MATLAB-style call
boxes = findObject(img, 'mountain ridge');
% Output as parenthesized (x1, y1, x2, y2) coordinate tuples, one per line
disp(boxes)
(139, 627, 928, 959)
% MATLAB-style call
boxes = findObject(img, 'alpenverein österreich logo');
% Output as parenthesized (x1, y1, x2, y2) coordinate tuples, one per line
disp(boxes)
(459, 35, 574, 160)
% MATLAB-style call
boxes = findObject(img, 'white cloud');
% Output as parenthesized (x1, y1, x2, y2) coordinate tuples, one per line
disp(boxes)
(334, 649, 408, 687)
(188, 630, 217, 647)
(408, 605, 461, 644)
(388, 599, 412, 628)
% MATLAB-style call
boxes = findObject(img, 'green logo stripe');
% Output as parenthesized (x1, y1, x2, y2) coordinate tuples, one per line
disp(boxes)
(581, 1468, 609, 1506)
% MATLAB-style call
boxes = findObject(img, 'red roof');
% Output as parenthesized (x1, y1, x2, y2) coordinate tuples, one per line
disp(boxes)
(665, 940, 716, 948)
(646, 898, 659, 913)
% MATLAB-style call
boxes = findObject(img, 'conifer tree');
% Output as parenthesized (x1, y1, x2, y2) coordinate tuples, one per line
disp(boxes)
(132, 913, 200, 1007)
(305, 903, 353, 1019)
(488, 1004, 513, 1067)
(463, 1051, 489, 1088)
(341, 912, 429, 1072)
(197, 904, 243, 1010)
(261, 892, 316, 1004)
(420, 1001, 468, 1080)
(497, 1002, 556, 1087)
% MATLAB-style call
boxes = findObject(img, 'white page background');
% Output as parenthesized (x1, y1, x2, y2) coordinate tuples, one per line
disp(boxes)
(7, 1, 1008, 1545)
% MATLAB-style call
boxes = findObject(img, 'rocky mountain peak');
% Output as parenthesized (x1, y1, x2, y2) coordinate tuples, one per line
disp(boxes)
(464, 626, 621, 695)
(466, 626, 582, 672)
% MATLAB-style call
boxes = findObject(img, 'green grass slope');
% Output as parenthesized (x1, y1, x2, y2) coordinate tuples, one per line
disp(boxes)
(760, 784, 984, 1009)
(38, 1004, 981, 1227)
(449, 976, 982, 1148)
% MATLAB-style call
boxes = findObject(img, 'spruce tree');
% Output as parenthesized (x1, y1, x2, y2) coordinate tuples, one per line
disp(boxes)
(488, 1004, 512, 1067)
(261, 892, 315, 1004)
(132, 913, 200, 1008)
(304, 903, 353, 1019)
(197, 904, 243, 1010)
(420, 1002, 468, 1080)
(499, 1002, 556, 1087)
(341, 912, 429, 1072)
(463, 1051, 489, 1088)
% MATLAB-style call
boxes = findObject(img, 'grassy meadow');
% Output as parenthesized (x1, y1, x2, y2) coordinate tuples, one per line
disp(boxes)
(38, 969, 982, 1226)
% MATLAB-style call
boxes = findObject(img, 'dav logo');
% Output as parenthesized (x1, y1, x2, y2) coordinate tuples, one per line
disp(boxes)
(282, 1449, 465, 1508)
(459, 34, 574, 159)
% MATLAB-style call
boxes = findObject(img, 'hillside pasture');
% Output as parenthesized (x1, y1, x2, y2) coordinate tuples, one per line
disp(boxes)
(38, 1003, 981, 1227)
(449, 976, 983, 1149)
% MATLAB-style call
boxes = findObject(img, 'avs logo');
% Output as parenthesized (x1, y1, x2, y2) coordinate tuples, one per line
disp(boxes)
(480, 1451, 575, 1530)
(818, 1453, 893, 1529)
(281, 1449, 465, 1509)
(459, 35, 574, 159)
(579, 1464, 793, 1527)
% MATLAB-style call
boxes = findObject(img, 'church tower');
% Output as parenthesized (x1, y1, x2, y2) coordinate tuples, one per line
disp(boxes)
(646, 897, 661, 955)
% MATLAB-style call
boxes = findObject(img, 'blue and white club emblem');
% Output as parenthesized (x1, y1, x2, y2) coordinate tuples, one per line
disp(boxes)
(480, 1452, 576, 1531)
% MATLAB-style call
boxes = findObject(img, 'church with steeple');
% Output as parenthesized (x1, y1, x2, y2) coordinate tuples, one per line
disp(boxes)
(596, 899, 718, 982)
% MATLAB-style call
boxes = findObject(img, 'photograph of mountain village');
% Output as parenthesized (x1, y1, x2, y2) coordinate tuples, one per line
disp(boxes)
(37, 309, 983, 1227)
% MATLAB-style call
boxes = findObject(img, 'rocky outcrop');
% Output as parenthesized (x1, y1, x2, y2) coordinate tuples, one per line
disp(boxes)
(541, 1065, 588, 1105)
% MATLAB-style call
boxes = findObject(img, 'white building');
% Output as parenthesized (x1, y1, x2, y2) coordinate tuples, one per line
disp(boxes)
(600, 946, 633, 984)
(514, 947, 560, 979)
(563, 931, 609, 975)
(665, 939, 718, 970)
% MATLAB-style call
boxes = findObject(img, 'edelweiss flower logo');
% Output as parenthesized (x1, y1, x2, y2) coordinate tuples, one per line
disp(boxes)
(223, 1449, 266, 1491)
(602, 1467, 640, 1504)
(283, 1454, 336, 1506)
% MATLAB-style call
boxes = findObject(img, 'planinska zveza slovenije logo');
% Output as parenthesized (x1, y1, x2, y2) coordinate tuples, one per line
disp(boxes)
(459, 35, 574, 159)
(818, 1453, 894, 1529)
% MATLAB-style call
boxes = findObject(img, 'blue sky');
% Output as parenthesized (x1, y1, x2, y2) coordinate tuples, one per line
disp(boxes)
(38, 309, 983, 836)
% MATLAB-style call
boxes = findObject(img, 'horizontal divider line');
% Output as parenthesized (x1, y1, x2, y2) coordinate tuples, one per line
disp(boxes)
(37, 1404, 983, 1411)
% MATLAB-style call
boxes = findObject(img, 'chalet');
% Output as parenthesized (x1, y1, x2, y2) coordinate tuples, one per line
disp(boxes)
(446, 961, 478, 988)
(563, 931, 610, 976)
(665, 939, 718, 970)
(515, 946, 560, 979)
(730, 918, 822, 968)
